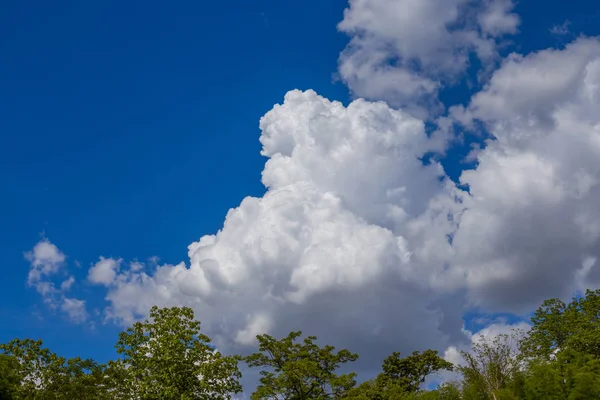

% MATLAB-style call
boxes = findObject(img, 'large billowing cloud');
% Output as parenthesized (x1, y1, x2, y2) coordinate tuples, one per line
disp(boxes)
(103, 91, 467, 370)
(337, 0, 519, 118)
(84, 36, 600, 386)
(450, 37, 600, 312)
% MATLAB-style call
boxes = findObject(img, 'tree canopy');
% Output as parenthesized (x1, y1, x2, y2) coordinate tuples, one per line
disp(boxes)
(2, 289, 600, 399)
(245, 331, 358, 399)
(114, 305, 242, 399)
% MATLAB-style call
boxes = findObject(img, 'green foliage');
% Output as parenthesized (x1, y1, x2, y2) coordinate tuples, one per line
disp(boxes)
(521, 289, 600, 361)
(2, 289, 600, 399)
(245, 331, 358, 399)
(345, 350, 453, 400)
(414, 382, 462, 400)
(0, 354, 19, 400)
(458, 332, 522, 400)
(381, 350, 454, 393)
(0, 338, 108, 399)
(521, 350, 600, 400)
(114, 305, 242, 399)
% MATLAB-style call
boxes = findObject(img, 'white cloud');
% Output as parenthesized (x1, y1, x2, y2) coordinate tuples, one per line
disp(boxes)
(25, 239, 66, 293)
(61, 297, 88, 324)
(337, 0, 519, 117)
(60, 276, 75, 291)
(460, 38, 600, 126)
(477, 0, 520, 37)
(88, 257, 121, 286)
(25, 239, 88, 324)
(447, 37, 600, 312)
(550, 20, 571, 36)
(103, 90, 467, 374)
(96, 39, 600, 379)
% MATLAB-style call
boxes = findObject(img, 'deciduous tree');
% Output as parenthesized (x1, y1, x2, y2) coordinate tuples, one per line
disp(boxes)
(345, 350, 453, 399)
(245, 331, 358, 399)
(0, 354, 19, 400)
(114, 305, 242, 399)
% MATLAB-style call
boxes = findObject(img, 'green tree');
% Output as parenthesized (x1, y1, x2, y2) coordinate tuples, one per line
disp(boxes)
(114, 305, 242, 400)
(521, 289, 600, 361)
(380, 350, 454, 394)
(0, 338, 108, 400)
(245, 331, 358, 399)
(0, 354, 19, 400)
(345, 350, 453, 400)
(60, 357, 109, 400)
(458, 332, 522, 400)
(414, 382, 461, 400)
(0, 338, 68, 399)
(522, 349, 600, 400)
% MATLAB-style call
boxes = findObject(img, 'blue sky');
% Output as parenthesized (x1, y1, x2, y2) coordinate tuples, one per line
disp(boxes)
(2, 0, 600, 385)
(1, 0, 350, 360)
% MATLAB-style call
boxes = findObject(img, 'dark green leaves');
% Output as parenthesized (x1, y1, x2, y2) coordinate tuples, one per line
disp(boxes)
(0, 338, 109, 399)
(346, 350, 453, 400)
(521, 289, 600, 361)
(245, 331, 358, 399)
(0, 354, 19, 400)
(381, 350, 454, 393)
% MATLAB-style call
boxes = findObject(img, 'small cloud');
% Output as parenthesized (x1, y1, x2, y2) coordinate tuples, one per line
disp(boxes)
(24, 239, 67, 304)
(60, 276, 75, 291)
(25, 239, 66, 288)
(88, 257, 121, 286)
(550, 20, 570, 36)
(61, 297, 88, 324)
(24, 239, 89, 324)
(130, 262, 144, 272)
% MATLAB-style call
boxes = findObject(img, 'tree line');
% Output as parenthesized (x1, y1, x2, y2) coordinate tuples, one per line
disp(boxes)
(1, 289, 600, 399)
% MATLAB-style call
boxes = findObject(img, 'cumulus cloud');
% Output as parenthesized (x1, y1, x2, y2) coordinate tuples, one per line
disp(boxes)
(97, 37, 600, 371)
(449, 37, 600, 312)
(88, 257, 121, 286)
(337, 0, 519, 117)
(94, 36, 600, 382)
(25, 239, 66, 294)
(102, 90, 467, 374)
(25, 239, 88, 323)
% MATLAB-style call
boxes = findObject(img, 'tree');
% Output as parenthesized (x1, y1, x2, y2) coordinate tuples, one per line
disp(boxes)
(345, 350, 454, 400)
(522, 349, 600, 400)
(0, 354, 19, 400)
(380, 350, 454, 394)
(245, 331, 358, 399)
(458, 332, 522, 400)
(114, 305, 242, 399)
(0, 338, 109, 400)
(0, 338, 69, 399)
(520, 289, 600, 361)
(60, 356, 109, 400)
(415, 382, 462, 400)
